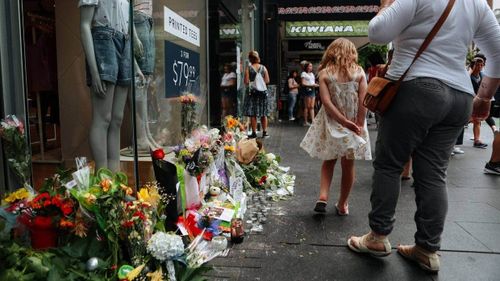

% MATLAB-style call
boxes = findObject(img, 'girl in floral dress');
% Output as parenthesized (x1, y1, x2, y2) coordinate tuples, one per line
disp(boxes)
(300, 38, 371, 214)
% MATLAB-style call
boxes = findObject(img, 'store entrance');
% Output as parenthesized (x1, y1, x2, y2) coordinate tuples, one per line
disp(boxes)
(23, 0, 62, 186)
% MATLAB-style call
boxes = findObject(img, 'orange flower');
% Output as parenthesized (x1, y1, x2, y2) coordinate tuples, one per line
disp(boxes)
(60, 218, 75, 228)
(227, 118, 238, 129)
(100, 178, 112, 192)
(125, 187, 134, 196)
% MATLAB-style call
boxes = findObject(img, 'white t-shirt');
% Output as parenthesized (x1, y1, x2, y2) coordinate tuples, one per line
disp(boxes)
(301, 72, 316, 86)
(369, 0, 500, 95)
(221, 72, 236, 87)
(78, 0, 130, 35)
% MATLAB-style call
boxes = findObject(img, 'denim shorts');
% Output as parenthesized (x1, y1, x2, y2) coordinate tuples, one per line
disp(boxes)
(86, 27, 132, 87)
(302, 86, 316, 97)
(134, 12, 155, 75)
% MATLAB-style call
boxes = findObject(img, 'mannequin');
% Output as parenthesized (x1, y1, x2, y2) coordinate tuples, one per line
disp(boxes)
(132, 0, 161, 152)
(79, 0, 138, 171)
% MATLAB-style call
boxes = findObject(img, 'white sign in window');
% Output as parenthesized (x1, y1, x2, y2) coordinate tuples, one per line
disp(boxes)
(164, 6, 200, 47)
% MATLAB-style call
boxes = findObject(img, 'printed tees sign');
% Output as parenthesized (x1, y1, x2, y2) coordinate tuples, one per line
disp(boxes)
(164, 6, 200, 47)
(165, 41, 200, 98)
(285, 21, 369, 37)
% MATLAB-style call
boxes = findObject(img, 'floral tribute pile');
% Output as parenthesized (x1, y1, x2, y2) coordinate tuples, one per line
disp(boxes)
(0, 115, 295, 281)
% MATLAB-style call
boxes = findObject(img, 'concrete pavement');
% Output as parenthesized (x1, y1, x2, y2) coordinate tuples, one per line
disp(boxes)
(207, 121, 500, 281)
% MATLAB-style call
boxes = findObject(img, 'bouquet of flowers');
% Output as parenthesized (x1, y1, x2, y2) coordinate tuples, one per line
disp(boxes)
(174, 127, 221, 177)
(0, 115, 31, 185)
(180, 92, 198, 139)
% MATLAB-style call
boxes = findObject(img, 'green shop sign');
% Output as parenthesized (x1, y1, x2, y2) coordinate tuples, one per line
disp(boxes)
(220, 24, 240, 39)
(285, 21, 369, 37)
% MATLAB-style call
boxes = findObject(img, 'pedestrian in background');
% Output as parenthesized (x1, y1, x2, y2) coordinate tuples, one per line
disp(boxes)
(287, 70, 300, 121)
(244, 51, 270, 139)
(484, 86, 500, 175)
(348, 0, 500, 273)
(300, 38, 371, 215)
(301, 62, 319, 126)
(470, 54, 497, 148)
(220, 63, 237, 118)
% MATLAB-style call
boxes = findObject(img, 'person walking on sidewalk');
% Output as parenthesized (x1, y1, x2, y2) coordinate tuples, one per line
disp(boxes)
(470, 55, 497, 148)
(348, 0, 500, 274)
(244, 51, 270, 139)
(300, 38, 372, 215)
(287, 70, 300, 121)
(301, 62, 319, 126)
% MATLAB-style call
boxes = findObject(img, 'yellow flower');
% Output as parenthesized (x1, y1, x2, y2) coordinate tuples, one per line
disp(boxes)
(3, 188, 30, 203)
(100, 178, 112, 192)
(138, 188, 150, 201)
(227, 117, 238, 129)
(126, 264, 145, 280)
(84, 193, 97, 205)
(147, 268, 163, 281)
(224, 145, 235, 152)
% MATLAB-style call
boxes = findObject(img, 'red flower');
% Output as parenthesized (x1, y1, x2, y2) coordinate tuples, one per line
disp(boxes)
(151, 148, 165, 160)
(60, 202, 74, 216)
(51, 195, 63, 207)
(258, 175, 267, 186)
(132, 211, 146, 221)
(122, 221, 134, 228)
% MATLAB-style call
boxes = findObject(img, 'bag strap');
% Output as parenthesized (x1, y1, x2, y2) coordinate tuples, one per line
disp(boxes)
(396, 0, 455, 83)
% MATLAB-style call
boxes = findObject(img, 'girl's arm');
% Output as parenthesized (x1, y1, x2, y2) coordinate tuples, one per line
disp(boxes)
(355, 67, 368, 128)
(263, 66, 270, 84)
(318, 72, 361, 134)
(244, 67, 250, 86)
(288, 78, 298, 89)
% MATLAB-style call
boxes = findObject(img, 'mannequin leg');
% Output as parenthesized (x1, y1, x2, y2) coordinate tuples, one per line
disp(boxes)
(90, 83, 116, 170)
(107, 85, 129, 172)
(134, 81, 150, 150)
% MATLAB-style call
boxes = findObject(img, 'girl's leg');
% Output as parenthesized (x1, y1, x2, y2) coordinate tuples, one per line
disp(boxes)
(250, 117, 257, 133)
(309, 96, 315, 121)
(338, 157, 355, 211)
(288, 93, 296, 119)
(473, 120, 482, 143)
(319, 159, 337, 201)
(261, 116, 268, 132)
(303, 97, 309, 124)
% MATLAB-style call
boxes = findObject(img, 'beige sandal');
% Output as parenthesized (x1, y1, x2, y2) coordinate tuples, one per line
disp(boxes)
(347, 232, 391, 257)
(397, 244, 440, 273)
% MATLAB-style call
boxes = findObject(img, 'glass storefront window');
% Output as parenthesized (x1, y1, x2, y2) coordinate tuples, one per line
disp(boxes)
(4, 0, 210, 190)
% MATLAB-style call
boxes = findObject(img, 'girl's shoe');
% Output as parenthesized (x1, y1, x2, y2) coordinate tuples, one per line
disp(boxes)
(347, 232, 392, 257)
(314, 200, 327, 213)
(397, 244, 440, 273)
(335, 203, 349, 216)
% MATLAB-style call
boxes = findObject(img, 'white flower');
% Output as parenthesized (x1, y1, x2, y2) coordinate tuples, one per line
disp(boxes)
(147, 232, 184, 261)
(266, 153, 276, 162)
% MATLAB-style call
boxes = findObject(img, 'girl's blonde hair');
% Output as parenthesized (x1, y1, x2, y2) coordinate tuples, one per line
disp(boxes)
(320, 38, 359, 79)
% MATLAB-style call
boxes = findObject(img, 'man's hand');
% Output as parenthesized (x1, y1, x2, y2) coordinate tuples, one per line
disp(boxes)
(471, 96, 491, 121)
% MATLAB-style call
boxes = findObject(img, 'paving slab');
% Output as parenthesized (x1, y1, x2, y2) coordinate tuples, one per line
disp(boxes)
(455, 222, 500, 253)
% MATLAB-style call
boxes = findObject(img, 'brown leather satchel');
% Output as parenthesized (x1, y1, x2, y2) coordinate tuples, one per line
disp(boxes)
(364, 0, 456, 115)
